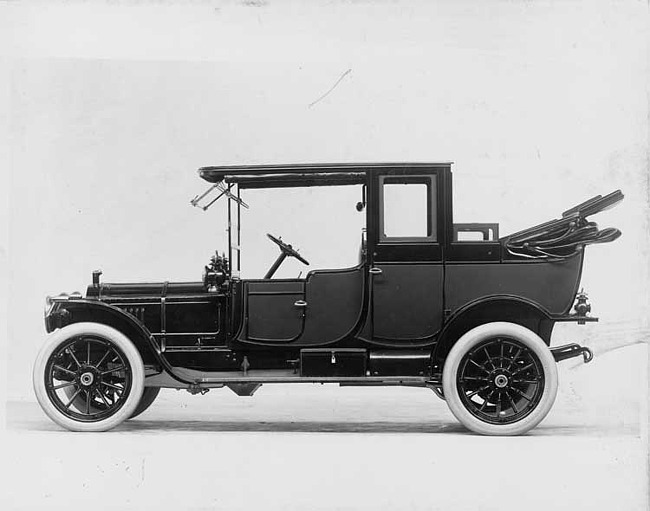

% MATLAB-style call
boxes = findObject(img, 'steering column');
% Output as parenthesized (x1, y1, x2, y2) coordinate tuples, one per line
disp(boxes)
(264, 233, 309, 279)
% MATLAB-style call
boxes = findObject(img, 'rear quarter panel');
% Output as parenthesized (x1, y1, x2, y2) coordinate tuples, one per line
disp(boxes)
(445, 250, 584, 315)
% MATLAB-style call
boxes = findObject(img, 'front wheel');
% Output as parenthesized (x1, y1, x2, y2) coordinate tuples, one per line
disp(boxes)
(33, 322, 145, 432)
(129, 387, 161, 419)
(442, 322, 558, 436)
(62, 385, 160, 420)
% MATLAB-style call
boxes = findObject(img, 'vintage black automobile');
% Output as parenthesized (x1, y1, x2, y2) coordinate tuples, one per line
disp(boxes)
(34, 163, 623, 434)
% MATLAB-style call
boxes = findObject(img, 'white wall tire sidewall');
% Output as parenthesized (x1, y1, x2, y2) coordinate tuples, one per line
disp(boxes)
(442, 322, 558, 436)
(33, 322, 145, 432)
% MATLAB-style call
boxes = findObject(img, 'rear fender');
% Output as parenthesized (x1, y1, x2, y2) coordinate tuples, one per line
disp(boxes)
(432, 296, 554, 373)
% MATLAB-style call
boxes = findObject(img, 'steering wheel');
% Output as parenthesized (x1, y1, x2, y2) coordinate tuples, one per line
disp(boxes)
(266, 233, 310, 265)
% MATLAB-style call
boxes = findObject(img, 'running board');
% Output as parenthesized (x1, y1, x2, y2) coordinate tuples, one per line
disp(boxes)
(551, 343, 593, 363)
(145, 370, 429, 389)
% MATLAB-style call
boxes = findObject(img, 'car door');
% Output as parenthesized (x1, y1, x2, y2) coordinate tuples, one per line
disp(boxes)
(242, 280, 306, 342)
(367, 170, 445, 343)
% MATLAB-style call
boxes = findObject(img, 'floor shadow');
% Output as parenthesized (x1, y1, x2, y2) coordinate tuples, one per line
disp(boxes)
(117, 419, 637, 437)
(8, 414, 637, 437)
(6, 402, 639, 437)
(5, 402, 467, 434)
(118, 419, 470, 434)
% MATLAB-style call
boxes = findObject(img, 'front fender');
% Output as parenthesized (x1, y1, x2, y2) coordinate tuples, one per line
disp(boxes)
(46, 299, 162, 366)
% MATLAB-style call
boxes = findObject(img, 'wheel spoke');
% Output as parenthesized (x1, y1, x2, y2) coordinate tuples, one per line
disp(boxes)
(101, 365, 125, 376)
(53, 365, 76, 376)
(95, 387, 111, 408)
(67, 348, 82, 368)
(461, 376, 490, 382)
(483, 348, 496, 370)
(495, 392, 502, 417)
(511, 363, 534, 376)
(50, 381, 76, 391)
(512, 378, 540, 385)
(506, 348, 522, 371)
(479, 390, 496, 412)
(469, 359, 490, 374)
(499, 340, 504, 369)
(64, 388, 83, 409)
(95, 349, 113, 369)
(102, 381, 124, 391)
(510, 386, 532, 402)
(466, 384, 490, 399)
(86, 341, 91, 364)
(85, 390, 91, 415)
(505, 391, 519, 414)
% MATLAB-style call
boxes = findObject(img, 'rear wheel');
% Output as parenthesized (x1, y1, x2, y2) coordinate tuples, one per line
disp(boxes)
(33, 322, 145, 432)
(442, 322, 558, 436)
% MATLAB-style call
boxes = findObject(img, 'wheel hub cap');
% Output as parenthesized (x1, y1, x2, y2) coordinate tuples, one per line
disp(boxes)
(80, 372, 95, 386)
(494, 374, 508, 388)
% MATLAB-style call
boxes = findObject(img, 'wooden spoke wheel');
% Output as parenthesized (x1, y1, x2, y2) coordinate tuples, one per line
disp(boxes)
(33, 323, 144, 432)
(442, 322, 558, 436)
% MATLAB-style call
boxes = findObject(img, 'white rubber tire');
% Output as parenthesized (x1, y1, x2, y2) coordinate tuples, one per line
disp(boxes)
(33, 322, 145, 432)
(442, 322, 558, 436)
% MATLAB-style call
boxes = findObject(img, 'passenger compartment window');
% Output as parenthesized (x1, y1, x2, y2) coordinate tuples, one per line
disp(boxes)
(456, 231, 486, 242)
(453, 223, 499, 242)
(380, 176, 436, 241)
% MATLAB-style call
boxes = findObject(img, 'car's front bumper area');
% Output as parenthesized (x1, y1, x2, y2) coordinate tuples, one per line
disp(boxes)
(44, 293, 81, 332)
(45, 305, 72, 332)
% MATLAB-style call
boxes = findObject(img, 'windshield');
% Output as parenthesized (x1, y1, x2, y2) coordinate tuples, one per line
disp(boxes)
(238, 185, 365, 278)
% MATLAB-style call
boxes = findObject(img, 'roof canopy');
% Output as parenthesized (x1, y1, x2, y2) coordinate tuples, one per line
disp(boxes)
(198, 162, 452, 189)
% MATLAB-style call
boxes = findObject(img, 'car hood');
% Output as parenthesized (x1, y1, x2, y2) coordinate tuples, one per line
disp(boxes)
(86, 281, 206, 299)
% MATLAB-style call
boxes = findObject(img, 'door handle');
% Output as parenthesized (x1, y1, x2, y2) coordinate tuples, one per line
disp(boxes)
(369, 267, 383, 275)
(294, 300, 308, 307)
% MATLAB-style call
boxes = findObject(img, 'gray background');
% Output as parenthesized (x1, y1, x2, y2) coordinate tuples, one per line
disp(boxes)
(1, 1, 648, 509)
